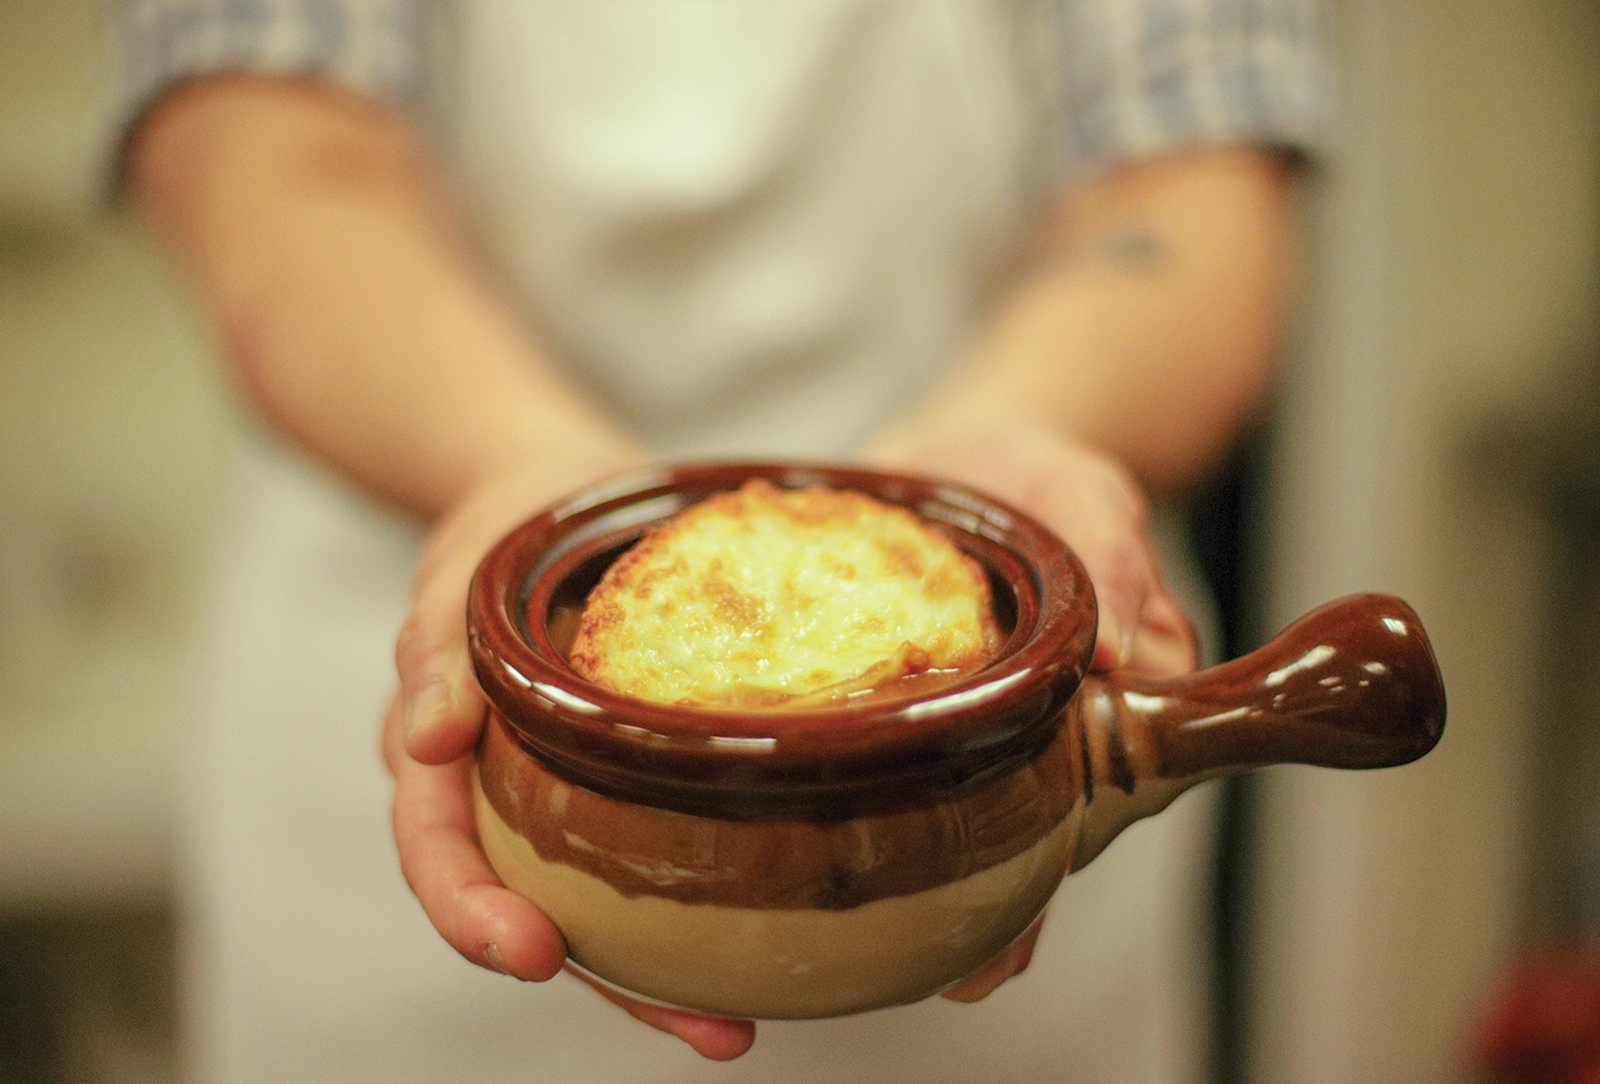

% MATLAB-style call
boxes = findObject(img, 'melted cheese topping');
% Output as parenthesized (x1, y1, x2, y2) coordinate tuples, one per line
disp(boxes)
(569, 480, 999, 706)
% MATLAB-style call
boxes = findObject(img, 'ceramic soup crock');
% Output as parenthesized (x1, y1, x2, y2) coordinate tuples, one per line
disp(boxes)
(467, 462, 1446, 1020)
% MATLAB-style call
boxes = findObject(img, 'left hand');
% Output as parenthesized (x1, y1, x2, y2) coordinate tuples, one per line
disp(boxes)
(864, 418, 1200, 1002)
(865, 418, 1199, 681)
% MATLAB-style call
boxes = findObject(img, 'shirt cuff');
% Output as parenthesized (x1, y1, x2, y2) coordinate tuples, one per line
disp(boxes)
(1061, 0, 1338, 173)
(113, 0, 427, 138)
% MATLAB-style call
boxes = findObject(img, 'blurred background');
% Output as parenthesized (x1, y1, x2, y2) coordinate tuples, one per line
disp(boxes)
(1, 0, 1597, 1081)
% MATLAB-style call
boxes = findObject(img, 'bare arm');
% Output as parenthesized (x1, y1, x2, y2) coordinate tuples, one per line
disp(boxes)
(127, 75, 640, 518)
(876, 146, 1293, 492)
(870, 146, 1296, 678)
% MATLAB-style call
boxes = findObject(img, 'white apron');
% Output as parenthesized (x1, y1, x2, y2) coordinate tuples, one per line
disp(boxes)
(181, 2, 1218, 1080)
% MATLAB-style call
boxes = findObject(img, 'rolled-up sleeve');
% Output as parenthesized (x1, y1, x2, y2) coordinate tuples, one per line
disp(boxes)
(1061, 0, 1335, 171)
(115, 0, 428, 130)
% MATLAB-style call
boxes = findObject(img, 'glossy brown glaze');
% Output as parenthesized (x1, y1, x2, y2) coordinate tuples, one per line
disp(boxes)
(1106, 593, 1446, 780)
(1062, 592, 1447, 871)
(470, 463, 1447, 836)
(468, 462, 1097, 821)
(467, 461, 1448, 1019)
(478, 705, 1082, 908)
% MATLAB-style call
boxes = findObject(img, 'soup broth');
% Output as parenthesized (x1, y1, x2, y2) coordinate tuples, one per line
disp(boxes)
(533, 487, 1020, 714)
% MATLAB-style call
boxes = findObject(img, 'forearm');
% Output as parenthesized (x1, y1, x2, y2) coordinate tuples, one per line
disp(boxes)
(876, 146, 1297, 493)
(126, 76, 639, 518)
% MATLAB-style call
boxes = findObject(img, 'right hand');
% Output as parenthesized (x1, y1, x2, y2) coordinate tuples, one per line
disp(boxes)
(383, 452, 758, 1062)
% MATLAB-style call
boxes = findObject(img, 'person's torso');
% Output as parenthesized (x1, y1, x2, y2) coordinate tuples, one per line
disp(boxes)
(447, 0, 1064, 458)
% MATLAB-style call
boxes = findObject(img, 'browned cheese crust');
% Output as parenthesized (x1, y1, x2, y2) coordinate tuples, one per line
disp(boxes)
(569, 479, 1001, 706)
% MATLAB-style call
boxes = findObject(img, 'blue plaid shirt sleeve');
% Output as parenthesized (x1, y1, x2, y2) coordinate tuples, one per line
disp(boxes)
(1061, 0, 1335, 171)
(113, 0, 1332, 175)
(115, 0, 427, 129)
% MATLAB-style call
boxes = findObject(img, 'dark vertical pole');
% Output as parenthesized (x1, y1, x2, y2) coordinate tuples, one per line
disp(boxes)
(1185, 424, 1274, 1084)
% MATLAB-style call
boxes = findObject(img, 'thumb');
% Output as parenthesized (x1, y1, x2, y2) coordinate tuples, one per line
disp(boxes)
(396, 532, 489, 764)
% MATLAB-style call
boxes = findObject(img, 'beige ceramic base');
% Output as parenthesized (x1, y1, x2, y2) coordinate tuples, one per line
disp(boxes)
(474, 776, 1079, 1019)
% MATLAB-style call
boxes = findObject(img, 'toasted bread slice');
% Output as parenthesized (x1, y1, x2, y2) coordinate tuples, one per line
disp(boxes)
(569, 479, 1000, 707)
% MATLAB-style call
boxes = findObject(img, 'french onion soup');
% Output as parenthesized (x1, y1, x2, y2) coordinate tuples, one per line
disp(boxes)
(472, 471, 1083, 1018)
(566, 478, 1004, 707)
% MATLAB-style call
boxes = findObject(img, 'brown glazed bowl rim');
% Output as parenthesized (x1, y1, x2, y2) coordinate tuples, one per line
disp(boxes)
(467, 461, 1098, 819)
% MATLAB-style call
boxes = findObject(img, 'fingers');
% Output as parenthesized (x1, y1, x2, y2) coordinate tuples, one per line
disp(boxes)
(865, 421, 1199, 678)
(939, 913, 1045, 1003)
(395, 507, 492, 764)
(388, 703, 566, 982)
(385, 694, 757, 1060)
(394, 470, 530, 767)
(1078, 537, 1152, 675)
(395, 595, 485, 765)
(970, 431, 1183, 676)
(390, 751, 755, 1058)
(388, 457, 760, 1055)
(1125, 581, 1199, 677)
(1025, 449, 1159, 674)
(567, 966, 757, 1061)
(395, 453, 643, 765)
(1076, 527, 1195, 678)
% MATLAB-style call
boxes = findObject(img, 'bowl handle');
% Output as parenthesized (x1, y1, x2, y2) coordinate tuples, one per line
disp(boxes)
(1069, 593, 1446, 871)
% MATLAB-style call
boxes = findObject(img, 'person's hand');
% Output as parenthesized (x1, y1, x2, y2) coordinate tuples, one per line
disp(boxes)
(383, 451, 757, 1061)
(865, 418, 1198, 681)
(863, 417, 1200, 1002)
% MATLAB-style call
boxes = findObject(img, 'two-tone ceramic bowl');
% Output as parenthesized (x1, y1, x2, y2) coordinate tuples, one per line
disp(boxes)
(467, 462, 1446, 1019)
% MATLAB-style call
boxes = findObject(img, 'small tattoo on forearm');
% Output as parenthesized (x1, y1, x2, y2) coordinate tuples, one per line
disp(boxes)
(1099, 226, 1164, 270)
